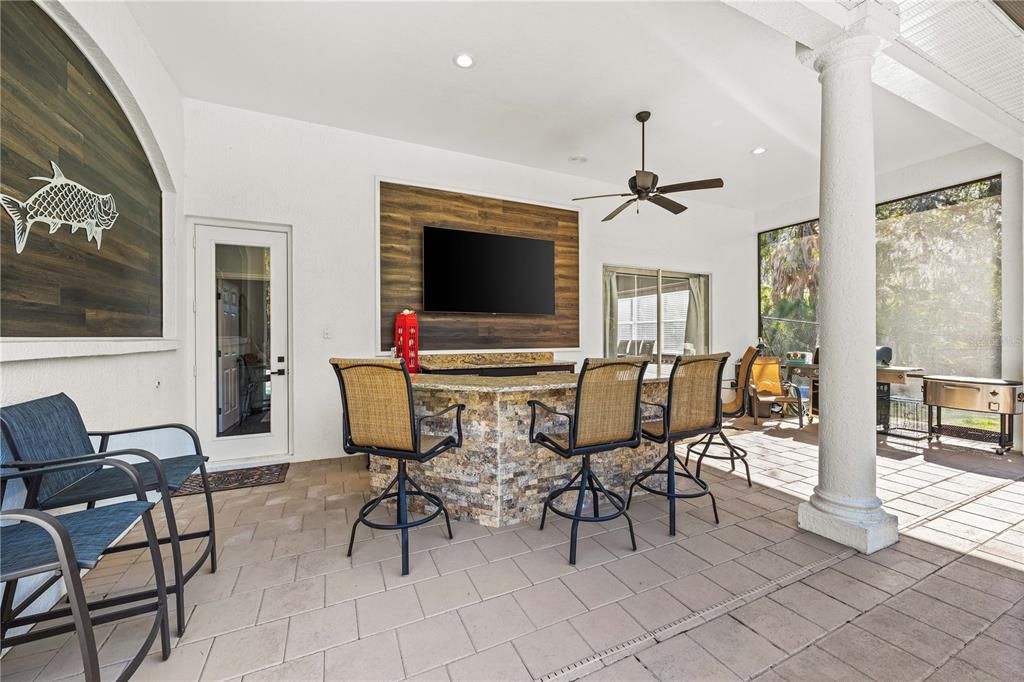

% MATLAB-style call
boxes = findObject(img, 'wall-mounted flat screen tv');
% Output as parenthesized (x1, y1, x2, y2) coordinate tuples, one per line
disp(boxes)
(422, 226, 555, 315)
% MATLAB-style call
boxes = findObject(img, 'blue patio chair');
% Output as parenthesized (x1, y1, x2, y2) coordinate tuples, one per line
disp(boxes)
(0, 393, 217, 637)
(1, 456, 170, 681)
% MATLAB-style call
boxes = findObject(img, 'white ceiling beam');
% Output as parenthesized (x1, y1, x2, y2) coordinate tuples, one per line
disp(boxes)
(723, 0, 1024, 159)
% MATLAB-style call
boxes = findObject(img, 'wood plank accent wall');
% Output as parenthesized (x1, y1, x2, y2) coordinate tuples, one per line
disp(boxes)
(0, 1, 162, 337)
(379, 182, 579, 351)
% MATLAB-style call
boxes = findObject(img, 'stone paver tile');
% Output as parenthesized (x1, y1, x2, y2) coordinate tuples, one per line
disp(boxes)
(136, 640, 213, 682)
(771, 645, 870, 682)
(514, 525, 569, 551)
(429, 541, 487, 575)
(285, 601, 358, 660)
(832, 556, 918, 595)
(183, 567, 241, 607)
(645, 543, 711, 577)
(581, 655, 658, 682)
(553, 536, 617, 569)
(687, 615, 787, 679)
(380, 551, 440, 589)
(181, 590, 262, 644)
(768, 582, 859, 630)
(663, 572, 734, 612)
(677, 534, 743, 565)
(926, 658, 1000, 682)
(803, 569, 888, 612)
(710, 525, 772, 553)
(273, 529, 326, 558)
(324, 631, 405, 682)
(863, 547, 938, 580)
(349, 535, 402, 566)
(737, 517, 799, 543)
(604, 554, 674, 593)
(562, 565, 633, 609)
(243, 652, 323, 682)
(914, 575, 1012, 621)
(466, 558, 531, 599)
(324, 563, 385, 604)
(936, 561, 1024, 602)
(818, 625, 933, 682)
(765, 537, 831, 567)
(636, 632, 739, 681)
(234, 557, 299, 594)
(570, 602, 646, 652)
(944, 509, 1013, 534)
(252, 515, 303, 541)
(983, 613, 1024, 650)
(511, 621, 593, 679)
(619, 586, 691, 631)
(670, 510, 719, 536)
(736, 548, 802, 581)
(257, 576, 325, 623)
(925, 518, 997, 544)
(513, 578, 587, 628)
(961, 552, 1024, 584)
(414, 571, 480, 617)
(458, 594, 535, 650)
(513, 546, 577, 583)
(447, 642, 531, 682)
(475, 531, 532, 562)
(295, 545, 351, 579)
(593, 527, 655, 558)
(702, 560, 767, 595)
(956, 635, 1023, 681)
(854, 605, 962, 666)
(890, 536, 960, 567)
(355, 585, 424, 636)
(200, 619, 288, 681)
(732, 597, 825, 654)
(886, 589, 989, 641)
(397, 611, 475, 677)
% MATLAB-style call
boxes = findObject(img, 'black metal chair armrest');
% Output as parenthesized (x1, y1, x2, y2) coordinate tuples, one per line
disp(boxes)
(417, 404, 466, 448)
(0, 508, 81, 578)
(5, 447, 170, 498)
(527, 400, 573, 445)
(1, 455, 149, 501)
(90, 423, 205, 460)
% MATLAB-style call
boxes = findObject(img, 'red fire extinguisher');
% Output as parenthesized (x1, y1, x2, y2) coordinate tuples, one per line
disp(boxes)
(394, 309, 420, 373)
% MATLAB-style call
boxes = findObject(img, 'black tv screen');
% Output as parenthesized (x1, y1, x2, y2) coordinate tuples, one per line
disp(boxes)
(422, 227, 555, 315)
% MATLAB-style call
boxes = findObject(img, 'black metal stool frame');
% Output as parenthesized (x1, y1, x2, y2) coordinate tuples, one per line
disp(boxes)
(628, 354, 728, 535)
(1, 457, 171, 682)
(529, 358, 649, 565)
(332, 360, 464, 576)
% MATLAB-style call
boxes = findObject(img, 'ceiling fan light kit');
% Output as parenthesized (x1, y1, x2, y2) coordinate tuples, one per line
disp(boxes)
(572, 110, 724, 222)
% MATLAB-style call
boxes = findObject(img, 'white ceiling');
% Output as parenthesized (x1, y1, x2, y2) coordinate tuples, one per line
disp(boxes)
(128, 1, 982, 211)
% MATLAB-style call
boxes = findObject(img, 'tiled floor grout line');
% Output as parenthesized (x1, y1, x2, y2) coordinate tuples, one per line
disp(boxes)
(897, 472, 1024, 532)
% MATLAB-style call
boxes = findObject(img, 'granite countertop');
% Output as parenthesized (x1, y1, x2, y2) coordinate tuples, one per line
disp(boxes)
(411, 369, 670, 393)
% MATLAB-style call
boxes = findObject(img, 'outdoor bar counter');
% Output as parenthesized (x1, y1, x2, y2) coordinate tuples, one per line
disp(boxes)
(368, 371, 671, 527)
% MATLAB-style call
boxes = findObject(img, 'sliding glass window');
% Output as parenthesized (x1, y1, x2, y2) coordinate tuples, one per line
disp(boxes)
(758, 175, 1003, 386)
(603, 266, 710, 370)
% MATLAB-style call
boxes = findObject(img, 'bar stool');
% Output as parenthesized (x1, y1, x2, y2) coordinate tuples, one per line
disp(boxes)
(529, 357, 649, 565)
(330, 358, 464, 575)
(628, 353, 730, 535)
(686, 345, 758, 487)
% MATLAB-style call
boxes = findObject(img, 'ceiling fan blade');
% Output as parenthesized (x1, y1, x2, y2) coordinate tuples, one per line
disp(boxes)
(634, 170, 657, 191)
(602, 199, 637, 222)
(656, 178, 725, 194)
(572, 192, 632, 201)
(649, 194, 688, 215)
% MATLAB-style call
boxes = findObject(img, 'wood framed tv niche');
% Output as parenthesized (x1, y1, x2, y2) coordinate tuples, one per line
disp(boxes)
(378, 182, 579, 352)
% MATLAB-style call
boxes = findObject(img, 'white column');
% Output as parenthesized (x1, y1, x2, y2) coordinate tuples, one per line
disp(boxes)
(797, 33, 898, 554)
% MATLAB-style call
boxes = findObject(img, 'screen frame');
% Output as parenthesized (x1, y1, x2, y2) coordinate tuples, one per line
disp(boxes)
(420, 225, 557, 316)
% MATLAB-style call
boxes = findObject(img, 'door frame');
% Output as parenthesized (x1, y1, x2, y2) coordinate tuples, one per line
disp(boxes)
(188, 215, 294, 467)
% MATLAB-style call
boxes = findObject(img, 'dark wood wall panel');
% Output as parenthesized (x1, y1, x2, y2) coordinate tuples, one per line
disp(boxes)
(379, 182, 579, 351)
(0, 1, 162, 337)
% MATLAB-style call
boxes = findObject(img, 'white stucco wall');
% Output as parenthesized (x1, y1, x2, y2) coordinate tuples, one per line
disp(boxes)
(182, 99, 758, 462)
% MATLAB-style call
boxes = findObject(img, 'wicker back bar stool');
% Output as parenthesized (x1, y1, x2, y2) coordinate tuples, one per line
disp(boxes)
(628, 353, 730, 535)
(330, 358, 464, 575)
(685, 345, 758, 487)
(529, 357, 649, 565)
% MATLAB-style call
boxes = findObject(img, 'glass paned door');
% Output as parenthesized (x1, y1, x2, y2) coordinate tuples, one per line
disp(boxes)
(196, 224, 290, 462)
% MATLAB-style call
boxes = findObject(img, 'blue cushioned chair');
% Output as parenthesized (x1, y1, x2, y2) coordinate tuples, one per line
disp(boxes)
(1, 456, 170, 682)
(0, 394, 217, 637)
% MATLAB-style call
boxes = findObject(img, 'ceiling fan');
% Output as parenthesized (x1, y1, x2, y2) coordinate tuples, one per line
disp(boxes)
(573, 111, 724, 222)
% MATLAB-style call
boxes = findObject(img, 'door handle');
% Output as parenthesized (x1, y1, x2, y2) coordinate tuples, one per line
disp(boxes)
(274, 369, 287, 376)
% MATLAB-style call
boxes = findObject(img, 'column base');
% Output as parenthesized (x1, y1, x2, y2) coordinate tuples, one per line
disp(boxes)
(798, 496, 898, 554)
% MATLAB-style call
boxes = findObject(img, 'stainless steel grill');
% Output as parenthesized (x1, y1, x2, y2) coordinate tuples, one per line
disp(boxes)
(923, 375, 1023, 453)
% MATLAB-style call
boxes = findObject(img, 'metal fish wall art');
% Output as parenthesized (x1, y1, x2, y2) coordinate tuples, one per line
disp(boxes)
(0, 161, 119, 253)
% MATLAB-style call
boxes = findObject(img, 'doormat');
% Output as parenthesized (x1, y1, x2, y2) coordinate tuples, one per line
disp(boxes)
(172, 463, 289, 496)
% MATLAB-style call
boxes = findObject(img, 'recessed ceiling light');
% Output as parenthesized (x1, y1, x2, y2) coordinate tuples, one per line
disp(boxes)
(453, 53, 474, 69)
(751, 146, 767, 155)
(568, 155, 588, 164)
